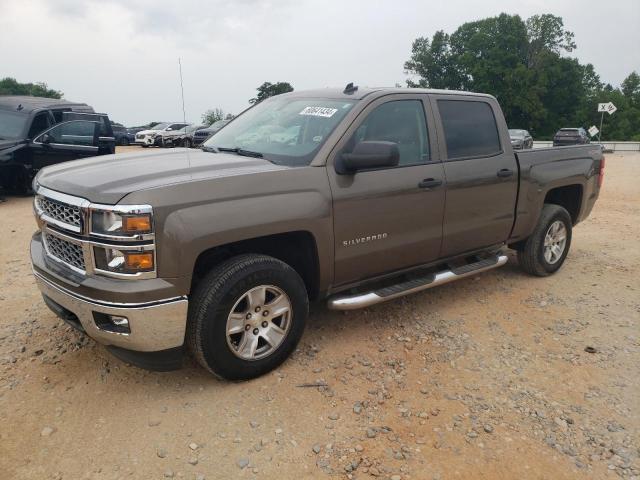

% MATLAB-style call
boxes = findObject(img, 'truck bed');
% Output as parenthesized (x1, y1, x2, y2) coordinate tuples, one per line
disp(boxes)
(510, 144, 604, 242)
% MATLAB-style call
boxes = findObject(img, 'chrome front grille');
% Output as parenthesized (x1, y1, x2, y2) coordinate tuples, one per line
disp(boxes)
(36, 196, 82, 229)
(44, 233, 85, 271)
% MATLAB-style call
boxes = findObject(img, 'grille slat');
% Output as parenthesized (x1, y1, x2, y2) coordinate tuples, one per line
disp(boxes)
(37, 197, 81, 228)
(44, 233, 85, 271)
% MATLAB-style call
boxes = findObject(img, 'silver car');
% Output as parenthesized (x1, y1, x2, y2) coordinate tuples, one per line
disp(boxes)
(509, 129, 533, 149)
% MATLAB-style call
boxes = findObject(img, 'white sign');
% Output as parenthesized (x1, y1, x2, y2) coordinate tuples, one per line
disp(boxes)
(597, 102, 617, 115)
(299, 106, 338, 118)
(588, 126, 599, 137)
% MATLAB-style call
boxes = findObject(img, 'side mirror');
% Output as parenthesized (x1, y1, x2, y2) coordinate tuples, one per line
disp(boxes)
(336, 141, 399, 174)
(41, 133, 53, 145)
(166, 127, 173, 131)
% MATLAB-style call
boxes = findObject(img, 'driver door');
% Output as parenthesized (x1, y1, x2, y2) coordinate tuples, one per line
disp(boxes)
(31, 120, 100, 170)
(327, 94, 446, 287)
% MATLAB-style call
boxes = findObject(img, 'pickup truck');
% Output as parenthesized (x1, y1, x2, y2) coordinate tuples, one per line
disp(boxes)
(30, 85, 604, 379)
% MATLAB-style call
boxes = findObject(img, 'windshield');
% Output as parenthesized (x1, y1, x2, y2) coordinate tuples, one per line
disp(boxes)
(151, 123, 170, 130)
(509, 129, 525, 138)
(0, 110, 29, 139)
(203, 96, 355, 166)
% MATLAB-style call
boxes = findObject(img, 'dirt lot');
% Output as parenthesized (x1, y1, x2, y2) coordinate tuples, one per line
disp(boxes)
(1, 152, 638, 480)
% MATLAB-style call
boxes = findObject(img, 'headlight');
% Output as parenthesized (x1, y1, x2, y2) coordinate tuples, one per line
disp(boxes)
(93, 247, 155, 275)
(91, 210, 152, 236)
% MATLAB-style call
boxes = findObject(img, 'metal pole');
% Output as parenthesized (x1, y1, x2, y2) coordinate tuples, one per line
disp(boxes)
(598, 111, 604, 145)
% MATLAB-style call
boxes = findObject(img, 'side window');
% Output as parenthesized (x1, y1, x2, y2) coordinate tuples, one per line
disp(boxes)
(28, 112, 52, 138)
(37, 121, 96, 146)
(349, 100, 430, 166)
(438, 100, 501, 160)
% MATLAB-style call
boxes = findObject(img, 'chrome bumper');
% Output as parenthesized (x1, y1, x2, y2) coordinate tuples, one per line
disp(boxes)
(34, 271, 188, 352)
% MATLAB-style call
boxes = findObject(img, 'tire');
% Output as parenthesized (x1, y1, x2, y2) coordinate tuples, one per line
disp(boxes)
(517, 204, 572, 276)
(141, 144, 148, 148)
(187, 254, 308, 380)
(183, 138, 192, 148)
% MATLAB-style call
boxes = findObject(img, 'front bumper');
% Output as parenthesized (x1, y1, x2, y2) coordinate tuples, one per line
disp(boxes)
(31, 231, 188, 363)
(134, 135, 156, 146)
(34, 270, 188, 353)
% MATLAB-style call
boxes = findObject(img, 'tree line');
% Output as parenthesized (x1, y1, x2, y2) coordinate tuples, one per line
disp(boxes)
(404, 13, 640, 140)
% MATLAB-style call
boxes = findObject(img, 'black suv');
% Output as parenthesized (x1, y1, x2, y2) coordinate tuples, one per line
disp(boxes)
(0, 96, 115, 193)
(553, 127, 590, 146)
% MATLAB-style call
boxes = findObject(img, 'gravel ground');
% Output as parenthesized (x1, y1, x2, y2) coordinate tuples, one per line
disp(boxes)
(0, 151, 638, 480)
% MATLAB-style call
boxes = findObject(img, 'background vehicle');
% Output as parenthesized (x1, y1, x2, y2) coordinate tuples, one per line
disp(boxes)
(134, 122, 189, 147)
(0, 96, 115, 193)
(30, 86, 604, 380)
(111, 124, 131, 145)
(192, 119, 230, 146)
(553, 127, 590, 146)
(172, 124, 207, 148)
(156, 124, 208, 148)
(508, 129, 533, 149)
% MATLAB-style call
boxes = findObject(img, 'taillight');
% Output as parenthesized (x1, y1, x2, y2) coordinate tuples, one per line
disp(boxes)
(597, 157, 605, 188)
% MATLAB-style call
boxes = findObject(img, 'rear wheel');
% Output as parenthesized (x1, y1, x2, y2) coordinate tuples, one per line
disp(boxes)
(187, 254, 308, 380)
(517, 204, 572, 276)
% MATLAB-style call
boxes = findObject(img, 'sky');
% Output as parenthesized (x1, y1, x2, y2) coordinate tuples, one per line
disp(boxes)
(1, 0, 639, 126)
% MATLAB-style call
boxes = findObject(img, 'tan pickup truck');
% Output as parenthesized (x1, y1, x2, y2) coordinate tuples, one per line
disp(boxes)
(30, 85, 604, 379)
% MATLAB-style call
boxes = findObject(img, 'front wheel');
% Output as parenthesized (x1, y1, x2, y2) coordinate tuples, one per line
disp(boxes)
(187, 254, 308, 380)
(517, 204, 572, 276)
(183, 138, 192, 148)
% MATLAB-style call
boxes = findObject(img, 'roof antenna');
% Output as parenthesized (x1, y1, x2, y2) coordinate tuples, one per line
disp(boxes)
(343, 82, 358, 94)
(178, 57, 192, 172)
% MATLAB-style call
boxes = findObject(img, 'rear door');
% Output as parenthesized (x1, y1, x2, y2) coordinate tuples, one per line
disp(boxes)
(328, 94, 446, 286)
(430, 94, 518, 257)
(63, 112, 115, 153)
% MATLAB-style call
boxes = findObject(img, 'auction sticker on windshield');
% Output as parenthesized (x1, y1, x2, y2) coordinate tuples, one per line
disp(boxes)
(299, 106, 338, 117)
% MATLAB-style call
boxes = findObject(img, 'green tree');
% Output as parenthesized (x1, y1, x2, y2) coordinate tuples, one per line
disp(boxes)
(202, 108, 226, 125)
(0, 77, 63, 98)
(405, 31, 462, 89)
(525, 14, 576, 67)
(249, 82, 293, 104)
(621, 71, 640, 104)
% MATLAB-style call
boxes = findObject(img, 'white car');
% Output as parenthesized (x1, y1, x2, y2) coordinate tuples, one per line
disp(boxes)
(134, 122, 189, 147)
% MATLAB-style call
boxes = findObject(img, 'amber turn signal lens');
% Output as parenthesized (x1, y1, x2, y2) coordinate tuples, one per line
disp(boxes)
(124, 252, 154, 270)
(122, 215, 152, 233)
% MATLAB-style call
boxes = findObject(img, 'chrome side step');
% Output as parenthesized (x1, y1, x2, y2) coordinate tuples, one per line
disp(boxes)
(327, 254, 509, 310)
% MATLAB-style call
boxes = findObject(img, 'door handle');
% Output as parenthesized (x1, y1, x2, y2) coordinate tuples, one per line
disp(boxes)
(418, 178, 443, 189)
(497, 168, 514, 178)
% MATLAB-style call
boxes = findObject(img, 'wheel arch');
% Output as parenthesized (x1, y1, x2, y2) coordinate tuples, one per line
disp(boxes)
(190, 231, 321, 300)
(543, 184, 583, 224)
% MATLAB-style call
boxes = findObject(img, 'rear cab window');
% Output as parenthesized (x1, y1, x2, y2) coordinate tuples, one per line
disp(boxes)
(437, 99, 501, 160)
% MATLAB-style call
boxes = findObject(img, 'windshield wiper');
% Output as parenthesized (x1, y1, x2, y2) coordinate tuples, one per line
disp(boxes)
(217, 147, 263, 158)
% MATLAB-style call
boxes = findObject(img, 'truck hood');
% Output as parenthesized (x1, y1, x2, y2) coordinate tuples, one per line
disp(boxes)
(35, 148, 287, 204)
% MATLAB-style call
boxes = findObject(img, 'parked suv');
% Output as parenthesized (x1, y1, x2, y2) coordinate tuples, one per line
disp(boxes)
(111, 124, 131, 145)
(30, 86, 603, 380)
(134, 123, 189, 147)
(0, 96, 115, 193)
(172, 124, 207, 148)
(553, 128, 590, 146)
(192, 120, 230, 147)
